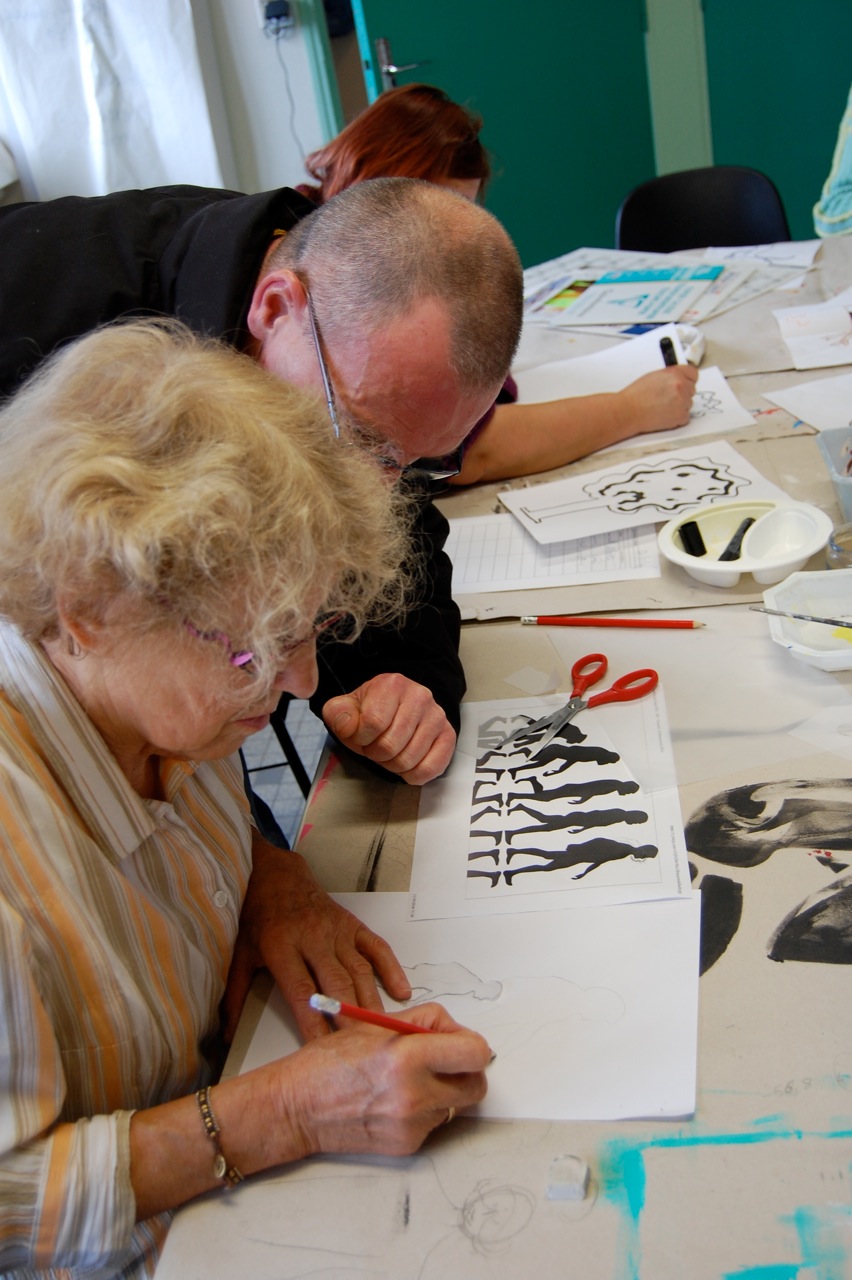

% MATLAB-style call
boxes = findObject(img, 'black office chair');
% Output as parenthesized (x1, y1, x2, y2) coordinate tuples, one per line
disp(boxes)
(615, 165, 791, 253)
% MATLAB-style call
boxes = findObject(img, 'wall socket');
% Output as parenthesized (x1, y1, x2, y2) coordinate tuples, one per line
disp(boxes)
(257, 0, 295, 33)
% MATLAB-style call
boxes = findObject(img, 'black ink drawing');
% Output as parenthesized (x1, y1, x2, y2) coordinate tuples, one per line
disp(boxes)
(685, 778, 852, 969)
(519, 455, 747, 523)
(688, 389, 724, 418)
(467, 714, 658, 894)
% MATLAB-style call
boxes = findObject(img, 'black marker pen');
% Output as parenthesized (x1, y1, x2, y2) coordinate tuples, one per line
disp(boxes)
(660, 336, 679, 367)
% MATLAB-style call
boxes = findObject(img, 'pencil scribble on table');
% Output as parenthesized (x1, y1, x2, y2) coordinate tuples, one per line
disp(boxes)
(416, 1178, 539, 1279)
(467, 714, 657, 894)
(519, 456, 747, 523)
(458, 1181, 536, 1253)
(686, 778, 852, 969)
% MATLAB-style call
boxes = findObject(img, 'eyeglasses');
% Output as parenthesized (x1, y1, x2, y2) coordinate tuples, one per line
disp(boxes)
(184, 611, 351, 671)
(306, 292, 341, 442)
(305, 291, 463, 482)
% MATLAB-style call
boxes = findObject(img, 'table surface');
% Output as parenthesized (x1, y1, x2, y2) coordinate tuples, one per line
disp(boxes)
(157, 239, 852, 1280)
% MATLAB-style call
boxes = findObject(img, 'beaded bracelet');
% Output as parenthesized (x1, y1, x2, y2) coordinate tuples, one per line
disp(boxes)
(196, 1086, 245, 1189)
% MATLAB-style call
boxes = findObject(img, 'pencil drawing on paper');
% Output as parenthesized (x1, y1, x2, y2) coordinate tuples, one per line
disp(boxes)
(520, 456, 747, 523)
(686, 778, 852, 969)
(402, 961, 503, 1005)
(467, 713, 658, 896)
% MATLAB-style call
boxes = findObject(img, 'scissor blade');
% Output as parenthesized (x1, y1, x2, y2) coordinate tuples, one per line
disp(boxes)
(521, 709, 579, 759)
(493, 710, 558, 749)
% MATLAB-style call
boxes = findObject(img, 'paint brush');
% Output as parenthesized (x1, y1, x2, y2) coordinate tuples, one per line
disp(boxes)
(750, 605, 852, 631)
(521, 615, 705, 630)
(309, 992, 434, 1034)
(717, 517, 755, 562)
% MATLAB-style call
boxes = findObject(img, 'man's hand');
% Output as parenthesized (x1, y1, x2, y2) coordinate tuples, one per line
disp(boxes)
(322, 673, 456, 784)
(222, 836, 412, 1041)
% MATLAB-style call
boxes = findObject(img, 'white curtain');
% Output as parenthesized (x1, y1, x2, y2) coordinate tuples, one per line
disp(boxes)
(0, 0, 224, 200)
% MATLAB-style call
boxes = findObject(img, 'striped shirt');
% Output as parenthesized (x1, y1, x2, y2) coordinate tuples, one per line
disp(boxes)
(0, 623, 253, 1278)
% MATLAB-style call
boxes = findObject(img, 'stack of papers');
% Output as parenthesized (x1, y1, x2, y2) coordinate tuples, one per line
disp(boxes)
(540, 264, 723, 326)
(524, 244, 818, 331)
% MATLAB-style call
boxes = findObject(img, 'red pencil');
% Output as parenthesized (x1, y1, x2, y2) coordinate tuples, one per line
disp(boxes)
(309, 992, 432, 1034)
(521, 615, 704, 631)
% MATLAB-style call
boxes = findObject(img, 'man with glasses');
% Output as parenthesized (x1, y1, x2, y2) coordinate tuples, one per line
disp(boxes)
(0, 176, 523, 789)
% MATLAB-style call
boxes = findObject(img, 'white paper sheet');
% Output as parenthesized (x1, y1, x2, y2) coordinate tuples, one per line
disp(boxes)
(240, 891, 701, 1121)
(677, 262, 757, 323)
(789, 704, 852, 761)
(514, 323, 685, 398)
(703, 241, 822, 270)
(444, 514, 660, 593)
(761, 372, 852, 429)
(408, 688, 689, 922)
(773, 285, 852, 370)
(499, 439, 792, 546)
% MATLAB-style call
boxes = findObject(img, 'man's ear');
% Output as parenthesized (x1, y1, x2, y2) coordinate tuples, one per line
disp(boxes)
(246, 269, 308, 344)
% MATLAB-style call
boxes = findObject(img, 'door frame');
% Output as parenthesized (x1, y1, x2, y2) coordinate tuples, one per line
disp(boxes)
(300, 0, 345, 139)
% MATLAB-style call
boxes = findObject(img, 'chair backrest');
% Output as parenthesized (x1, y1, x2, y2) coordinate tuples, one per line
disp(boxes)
(615, 165, 791, 252)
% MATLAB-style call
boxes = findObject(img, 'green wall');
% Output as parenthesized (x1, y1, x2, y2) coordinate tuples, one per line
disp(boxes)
(703, 0, 852, 240)
(318, 1, 851, 254)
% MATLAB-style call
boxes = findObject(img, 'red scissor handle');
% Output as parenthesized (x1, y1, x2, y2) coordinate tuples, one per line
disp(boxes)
(587, 668, 658, 708)
(570, 653, 608, 699)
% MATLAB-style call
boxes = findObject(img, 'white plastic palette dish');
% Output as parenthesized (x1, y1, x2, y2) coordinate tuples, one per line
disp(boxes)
(657, 499, 834, 588)
(762, 568, 852, 671)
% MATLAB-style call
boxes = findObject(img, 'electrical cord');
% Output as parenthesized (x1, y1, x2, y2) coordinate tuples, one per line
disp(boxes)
(266, 22, 307, 164)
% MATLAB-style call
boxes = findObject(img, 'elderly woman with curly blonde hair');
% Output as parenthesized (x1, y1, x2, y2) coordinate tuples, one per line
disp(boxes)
(0, 320, 490, 1278)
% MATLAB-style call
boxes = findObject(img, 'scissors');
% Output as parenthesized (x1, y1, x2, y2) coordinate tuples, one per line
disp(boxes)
(495, 652, 658, 759)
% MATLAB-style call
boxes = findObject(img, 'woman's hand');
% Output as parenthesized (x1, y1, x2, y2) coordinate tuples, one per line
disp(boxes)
(222, 834, 412, 1042)
(272, 1002, 492, 1159)
(620, 365, 699, 435)
(130, 1004, 491, 1219)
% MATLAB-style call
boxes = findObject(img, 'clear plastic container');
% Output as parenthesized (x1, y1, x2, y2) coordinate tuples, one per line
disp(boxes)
(826, 522, 852, 569)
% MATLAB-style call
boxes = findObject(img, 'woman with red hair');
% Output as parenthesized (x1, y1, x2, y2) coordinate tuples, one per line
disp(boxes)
(298, 84, 697, 487)
(300, 83, 488, 204)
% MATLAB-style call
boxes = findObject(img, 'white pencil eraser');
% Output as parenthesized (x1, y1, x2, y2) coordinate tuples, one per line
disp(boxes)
(546, 1155, 590, 1201)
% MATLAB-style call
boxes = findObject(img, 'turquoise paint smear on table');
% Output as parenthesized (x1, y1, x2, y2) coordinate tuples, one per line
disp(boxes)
(723, 1268, 798, 1279)
(599, 1123, 852, 1280)
(723, 1200, 852, 1279)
